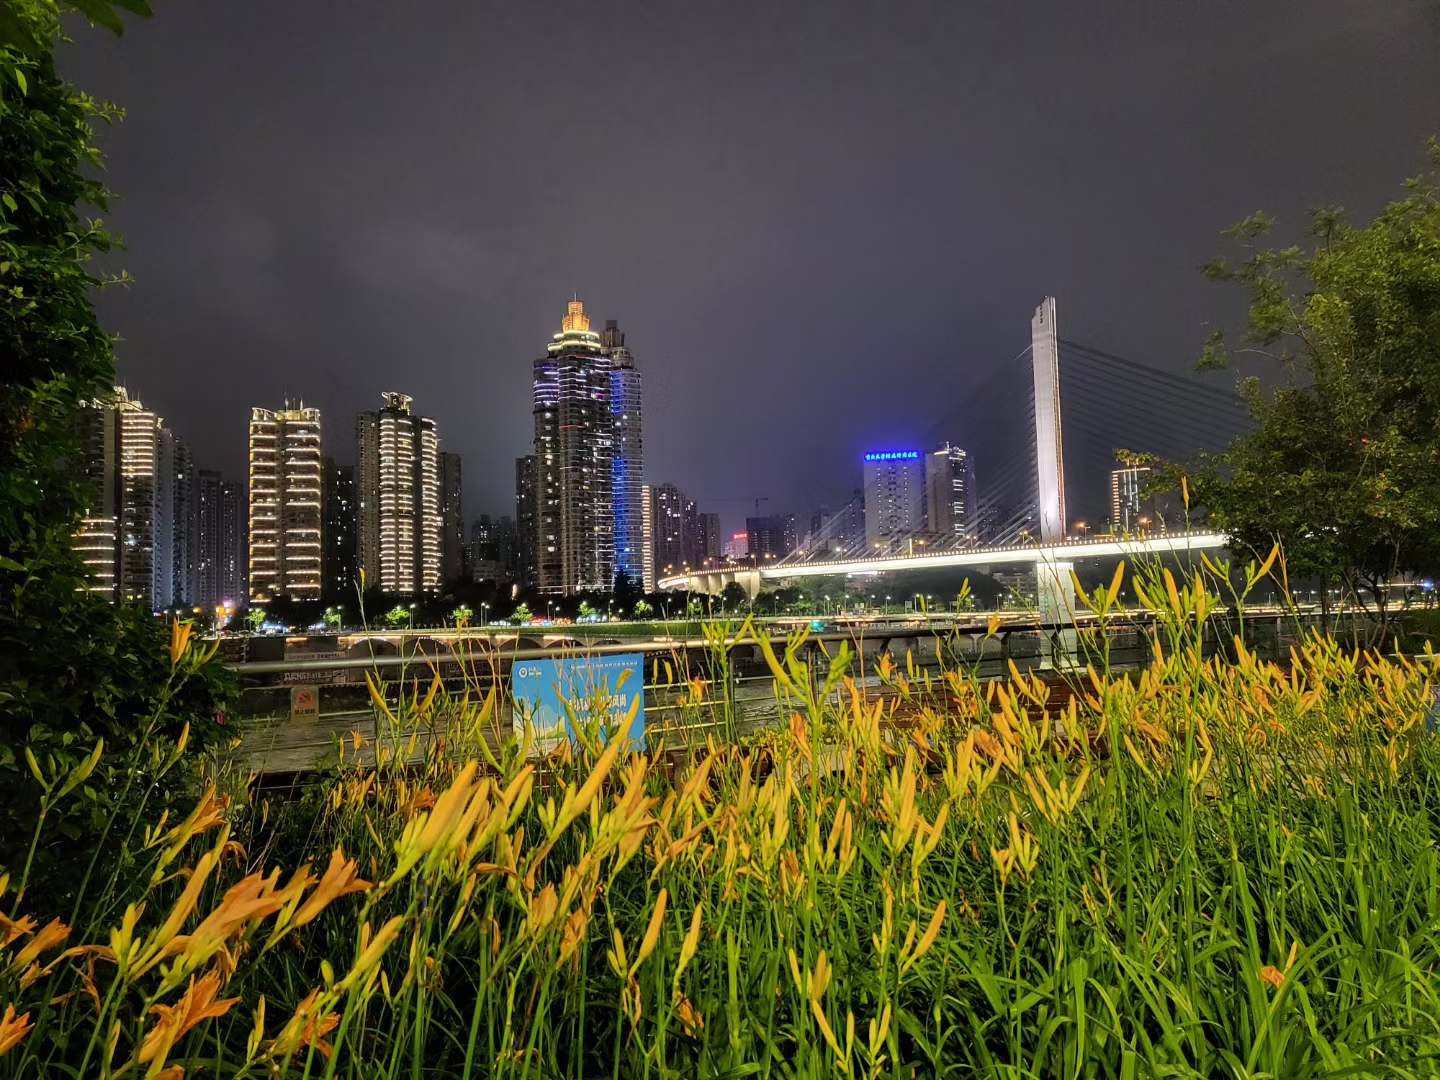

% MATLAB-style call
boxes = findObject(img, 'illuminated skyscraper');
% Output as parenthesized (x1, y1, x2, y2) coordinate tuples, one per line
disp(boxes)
(533, 299, 614, 594)
(863, 450, 927, 551)
(925, 443, 977, 543)
(640, 483, 654, 588)
(248, 400, 322, 601)
(356, 393, 441, 596)
(74, 387, 187, 608)
(1109, 463, 1154, 532)
(602, 319, 645, 589)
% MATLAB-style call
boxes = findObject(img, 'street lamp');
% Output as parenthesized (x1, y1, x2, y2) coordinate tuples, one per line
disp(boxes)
(480, 602, 489, 627)
(408, 601, 417, 629)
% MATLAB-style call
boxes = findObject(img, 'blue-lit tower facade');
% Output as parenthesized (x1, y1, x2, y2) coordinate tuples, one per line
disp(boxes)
(602, 319, 645, 589)
(862, 449, 927, 552)
(533, 299, 614, 594)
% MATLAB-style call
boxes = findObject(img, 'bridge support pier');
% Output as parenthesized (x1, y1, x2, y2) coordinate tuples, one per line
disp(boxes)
(1035, 557, 1080, 670)
(685, 568, 762, 601)
(1035, 559, 1076, 623)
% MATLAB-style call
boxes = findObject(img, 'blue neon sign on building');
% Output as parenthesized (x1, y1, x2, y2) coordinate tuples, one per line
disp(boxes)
(864, 450, 920, 461)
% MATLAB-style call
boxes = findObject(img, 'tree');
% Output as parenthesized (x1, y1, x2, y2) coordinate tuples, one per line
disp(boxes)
(720, 582, 749, 613)
(632, 600, 654, 619)
(0, 1, 232, 915)
(578, 601, 596, 619)
(613, 570, 643, 614)
(449, 604, 472, 627)
(513, 602, 533, 622)
(385, 605, 411, 628)
(1, 1, 154, 55)
(1179, 143, 1440, 643)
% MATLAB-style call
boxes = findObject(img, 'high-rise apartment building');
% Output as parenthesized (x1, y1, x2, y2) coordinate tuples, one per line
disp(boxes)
(682, 498, 701, 568)
(248, 400, 322, 601)
(355, 393, 442, 596)
(471, 515, 493, 553)
(73, 387, 180, 608)
(322, 457, 357, 597)
(153, 428, 194, 609)
(697, 512, 722, 567)
(1109, 463, 1154, 533)
(492, 515, 521, 581)
(746, 514, 797, 561)
(193, 469, 246, 612)
(640, 483, 654, 589)
(515, 455, 538, 587)
(925, 443, 976, 544)
(602, 319, 645, 589)
(649, 483, 689, 576)
(533, 299, 613, 594)
(863, 450, 927, 551)
(440, 451, 464, 586)
(465, 515, 494, 582)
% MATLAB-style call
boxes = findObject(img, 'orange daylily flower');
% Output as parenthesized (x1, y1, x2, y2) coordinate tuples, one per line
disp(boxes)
(266, 987, 341, 1060)
(0, 1004, 33, 1057)
(0, 914, 36, 949)
(289, 848, 370, 930)
(137, 972, 239, 1072)
(673, 993, 704, 1035)
(168, 618, 196, 666)
(10, 918, 69, 973)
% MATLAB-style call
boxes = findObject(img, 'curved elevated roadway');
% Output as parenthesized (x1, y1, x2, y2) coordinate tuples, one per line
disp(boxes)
(658, 532, 1229, 596)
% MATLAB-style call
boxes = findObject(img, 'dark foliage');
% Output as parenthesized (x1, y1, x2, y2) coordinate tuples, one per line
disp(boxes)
(0, 24, 231, 916)
(1158, 143, 1440, 643)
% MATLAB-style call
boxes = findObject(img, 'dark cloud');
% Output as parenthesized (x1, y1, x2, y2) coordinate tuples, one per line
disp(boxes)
(62, 0, 1440, 535)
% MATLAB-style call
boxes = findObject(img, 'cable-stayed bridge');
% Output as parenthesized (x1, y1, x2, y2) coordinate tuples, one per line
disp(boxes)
(659, 298, 1247, 622)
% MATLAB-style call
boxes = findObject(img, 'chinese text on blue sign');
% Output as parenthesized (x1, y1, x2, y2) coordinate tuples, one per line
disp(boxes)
(512, 653, 645, 752)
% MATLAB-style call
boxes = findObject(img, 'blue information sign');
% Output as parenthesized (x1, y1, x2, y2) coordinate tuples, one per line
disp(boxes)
(512, 653, 645, 751)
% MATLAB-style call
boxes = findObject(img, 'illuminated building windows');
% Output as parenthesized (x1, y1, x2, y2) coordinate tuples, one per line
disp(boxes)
(248, 401, 323, 601)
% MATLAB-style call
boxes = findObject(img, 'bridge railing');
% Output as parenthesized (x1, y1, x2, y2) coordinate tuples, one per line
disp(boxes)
(221, 607, 1327, 782)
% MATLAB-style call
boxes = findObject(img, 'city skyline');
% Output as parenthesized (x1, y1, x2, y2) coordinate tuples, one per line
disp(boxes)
(64, 2, 1440, 535)
(70, 292, 1229, 610)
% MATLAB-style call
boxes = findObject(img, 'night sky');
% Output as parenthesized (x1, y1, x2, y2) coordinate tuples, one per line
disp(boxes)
(62, 1, 1440, 536)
